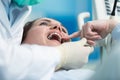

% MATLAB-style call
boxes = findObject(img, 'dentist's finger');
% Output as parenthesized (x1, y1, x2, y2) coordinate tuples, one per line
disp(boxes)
(84, 34, 102, 41)
(87, 40, 96, 46)
(82, 23, 98, 37)
(68, 31, 81, 39)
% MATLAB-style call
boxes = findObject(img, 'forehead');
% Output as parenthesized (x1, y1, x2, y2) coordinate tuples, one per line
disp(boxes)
(33, 18, 62, 25)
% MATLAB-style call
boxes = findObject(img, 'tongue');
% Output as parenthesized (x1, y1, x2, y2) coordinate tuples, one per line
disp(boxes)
(51, 35, 60, 42)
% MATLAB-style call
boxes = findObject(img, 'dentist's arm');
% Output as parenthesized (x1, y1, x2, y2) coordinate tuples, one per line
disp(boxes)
(0, 38, 61, 80)
(0, 36, 93, 80)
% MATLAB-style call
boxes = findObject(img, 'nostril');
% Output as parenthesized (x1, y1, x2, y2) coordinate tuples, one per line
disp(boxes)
(53, 26, 57, 29)
(51, 26, 62, 32)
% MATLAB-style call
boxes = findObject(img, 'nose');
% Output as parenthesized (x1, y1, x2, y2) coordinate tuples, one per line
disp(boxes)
(51, 25, 62, 32)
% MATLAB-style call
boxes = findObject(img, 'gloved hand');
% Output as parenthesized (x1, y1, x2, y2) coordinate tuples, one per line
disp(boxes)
(81, 19, 119, 45)
(56, 38, 94, 70)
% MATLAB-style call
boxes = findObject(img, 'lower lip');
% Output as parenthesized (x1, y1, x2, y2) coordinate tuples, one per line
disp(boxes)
(50, 40, 61, 43)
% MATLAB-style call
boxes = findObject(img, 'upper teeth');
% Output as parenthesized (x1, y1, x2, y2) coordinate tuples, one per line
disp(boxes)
(48, 32, 61, 42)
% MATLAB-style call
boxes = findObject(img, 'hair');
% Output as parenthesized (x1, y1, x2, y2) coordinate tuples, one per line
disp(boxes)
(21, 19, 36, 43)
(21, 18, 48, 43)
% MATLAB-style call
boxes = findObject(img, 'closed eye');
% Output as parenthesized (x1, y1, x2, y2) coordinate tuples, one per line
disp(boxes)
(39, 22, 49, 26)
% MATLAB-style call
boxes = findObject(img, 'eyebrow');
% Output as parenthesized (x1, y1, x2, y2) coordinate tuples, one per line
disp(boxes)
(40, 19, 51, 22)
(40, 19, 63, 26)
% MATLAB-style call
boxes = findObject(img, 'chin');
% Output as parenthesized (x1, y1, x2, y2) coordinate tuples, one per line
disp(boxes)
(47, 43, 61, 46)
(44, 41, 61, 46)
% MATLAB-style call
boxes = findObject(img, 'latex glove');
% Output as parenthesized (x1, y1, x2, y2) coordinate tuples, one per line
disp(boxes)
(56, 38, 94, 70)
(81, 20, 118, 45)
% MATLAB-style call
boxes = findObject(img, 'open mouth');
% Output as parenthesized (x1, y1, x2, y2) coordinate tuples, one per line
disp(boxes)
(47, 32, 63, 44)
(47, 32, 70, 44)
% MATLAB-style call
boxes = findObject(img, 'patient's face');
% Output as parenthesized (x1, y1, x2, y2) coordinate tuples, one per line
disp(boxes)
(24, 18, 70, 46)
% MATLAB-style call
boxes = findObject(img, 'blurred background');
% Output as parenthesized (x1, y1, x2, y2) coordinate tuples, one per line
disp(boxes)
(27, 0, 100, 62)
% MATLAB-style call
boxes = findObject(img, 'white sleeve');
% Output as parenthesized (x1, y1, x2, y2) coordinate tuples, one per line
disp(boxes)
(111, 23, 120, 41)
(0, 37, 61, 80)
(0, 0, 32, 44)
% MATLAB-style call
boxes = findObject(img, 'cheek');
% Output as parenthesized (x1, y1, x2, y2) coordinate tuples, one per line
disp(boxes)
(31, 27, 47, 35)
(30, 31, 47, 45)
(29, 28, 48, 40)
(62, 33, 69, 37)
(34, 29, 47, 39)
